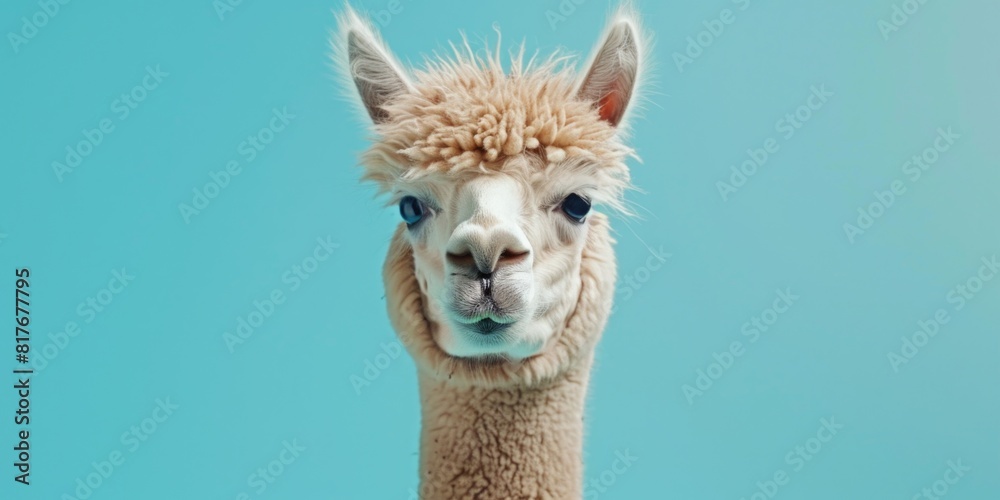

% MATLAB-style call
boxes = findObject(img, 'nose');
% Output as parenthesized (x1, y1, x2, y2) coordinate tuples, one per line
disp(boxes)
(446, 227, 531, 276)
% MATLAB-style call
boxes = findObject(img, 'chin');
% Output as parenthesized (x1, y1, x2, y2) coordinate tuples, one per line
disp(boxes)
(437, 319, 550, 361)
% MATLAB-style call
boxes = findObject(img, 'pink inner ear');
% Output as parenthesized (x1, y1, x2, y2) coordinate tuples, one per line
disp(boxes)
(598, 91, 621, 124)
(597, 76, 628, 125)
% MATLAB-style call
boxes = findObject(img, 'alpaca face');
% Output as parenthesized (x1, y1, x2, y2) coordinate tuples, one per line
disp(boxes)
(336, 6, 645, 363)
(396, 162, 596, 359)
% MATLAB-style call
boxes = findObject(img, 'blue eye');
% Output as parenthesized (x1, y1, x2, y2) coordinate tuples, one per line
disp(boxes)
(561, 193, 591, 223)
(399, 196, 426, 226)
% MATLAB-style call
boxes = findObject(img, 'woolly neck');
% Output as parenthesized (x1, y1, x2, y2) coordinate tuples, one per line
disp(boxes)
(382, 213, 617, 498)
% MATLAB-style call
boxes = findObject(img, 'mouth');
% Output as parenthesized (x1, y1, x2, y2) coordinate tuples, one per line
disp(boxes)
(469, 317, 513, 335)
(452, 311, 516, 336)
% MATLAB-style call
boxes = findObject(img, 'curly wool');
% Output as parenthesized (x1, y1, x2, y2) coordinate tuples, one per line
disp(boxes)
(359, 42, 634, 197)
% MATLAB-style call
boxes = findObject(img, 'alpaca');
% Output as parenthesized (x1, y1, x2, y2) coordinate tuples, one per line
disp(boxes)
(334, 5, 647, 498)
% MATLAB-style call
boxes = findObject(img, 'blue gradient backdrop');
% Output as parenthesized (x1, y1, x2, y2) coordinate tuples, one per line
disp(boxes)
(1, 0, 998, 498)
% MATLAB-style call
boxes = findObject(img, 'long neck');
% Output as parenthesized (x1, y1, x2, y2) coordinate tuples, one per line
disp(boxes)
(416, 357, 592, 500)
(382, 214, 619, 500)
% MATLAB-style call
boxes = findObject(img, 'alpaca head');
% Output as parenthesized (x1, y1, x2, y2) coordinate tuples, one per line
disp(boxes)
(335, 6, 647, 386)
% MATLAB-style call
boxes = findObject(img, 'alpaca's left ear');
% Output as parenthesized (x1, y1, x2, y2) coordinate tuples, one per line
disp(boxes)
(577, 14, 644, 127)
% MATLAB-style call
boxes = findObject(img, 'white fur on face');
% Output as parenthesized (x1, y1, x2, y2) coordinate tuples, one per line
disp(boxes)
(403, 162, 590, 360)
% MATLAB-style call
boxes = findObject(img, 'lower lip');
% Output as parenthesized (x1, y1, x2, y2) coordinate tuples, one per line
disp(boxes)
(471, 318, 512, 335)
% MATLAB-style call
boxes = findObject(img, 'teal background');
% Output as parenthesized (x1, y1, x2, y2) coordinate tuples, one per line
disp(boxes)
(1, 0, 998, 498)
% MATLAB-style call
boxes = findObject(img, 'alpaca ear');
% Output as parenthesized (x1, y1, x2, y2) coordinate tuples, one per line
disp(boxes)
(336, 7, 412, 124)
(576, 18, 642, 127)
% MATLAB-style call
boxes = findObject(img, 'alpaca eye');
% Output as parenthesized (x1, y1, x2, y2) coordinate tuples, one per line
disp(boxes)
(560, 193, 591, 223)
(399, 196, 426, 226)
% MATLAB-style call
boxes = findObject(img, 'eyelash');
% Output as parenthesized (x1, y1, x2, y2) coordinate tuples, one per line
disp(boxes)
(544, 191, 593, 209)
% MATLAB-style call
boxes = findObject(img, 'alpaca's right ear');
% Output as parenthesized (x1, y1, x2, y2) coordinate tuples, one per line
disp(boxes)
(334, 6, 412, 124)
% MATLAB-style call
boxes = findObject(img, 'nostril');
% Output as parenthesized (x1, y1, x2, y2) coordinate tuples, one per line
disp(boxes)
(498, 249, 530, 265)
(446, 251, 475, 269)
(446, 246, 529, 274)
